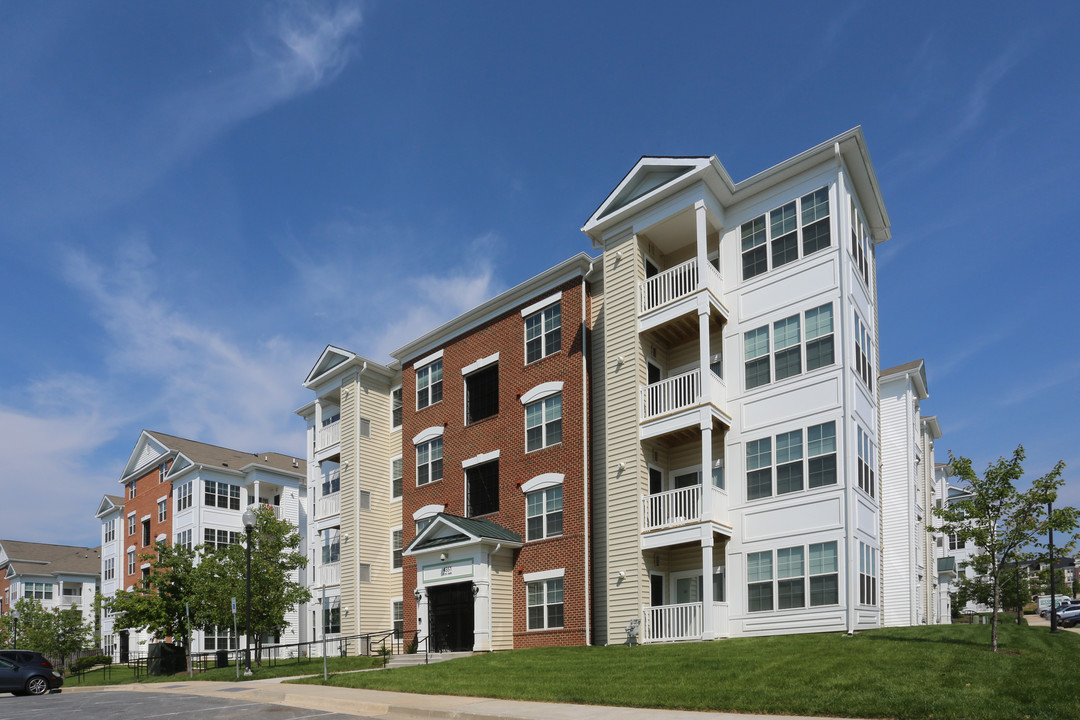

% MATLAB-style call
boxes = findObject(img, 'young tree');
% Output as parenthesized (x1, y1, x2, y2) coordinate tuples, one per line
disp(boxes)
(107, 542, 199, 647)
(931, 445, 1078, 651)
(192, 507, 309, 665)
(6, 599, 91, 666)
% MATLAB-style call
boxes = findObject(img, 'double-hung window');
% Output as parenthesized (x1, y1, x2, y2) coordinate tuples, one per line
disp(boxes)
(746, 421, 836, 500)
(127, 513, 136, 536)
(859, 541, 877, 605)
(744, 303, 835, 390)
(204, 529, 240, 550)
(391, 529, 402, 570)
(157, 499, 167, 522)
(804, 304, 834, 371)
(854, 311, 873, 390)
(741, 187, 832, 281)
(773, 316, 802, 381)
(527, 578, 564, 630)
(391, 456, 403, 500)
(526, 486, 563, 541)
(744, 327, 771, 389)
(808, 542, 840, 606)
(748, 541, 839, 612)
(525, 394, 562, 452)
(175, 529, 192, 551)
(127, 550, 136, 575)
(416, 437, 443, 485)
(391, 386, 402, 429)
(104, 558, 115, 581)
(322, 469, 340, 497)
(856, 424, 875, 497)
(127, 481, 136, 499)
(24, 582, 53, 600)
(322, 528, 340, 564)
(850, 199, 872, 289)
(525, 304, 561, 363)
(104, 519, 115, 543)
(205, 481, 240, 510)
(176, 482, 192, 512)
(416, 359, 443, 409)
(323, 597, 341, 635)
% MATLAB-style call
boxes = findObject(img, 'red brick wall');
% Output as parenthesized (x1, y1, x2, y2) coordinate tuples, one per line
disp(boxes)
(0, 569, 11, 616)
(121, 462, 173, 589)
(401, 277, 593, 648)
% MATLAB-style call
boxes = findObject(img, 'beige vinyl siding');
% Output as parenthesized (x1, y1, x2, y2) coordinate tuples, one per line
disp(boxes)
(338, 372, 360, 643)
(668, 545, 702, 574)
(588, 276, 609, 645)
(355, 373, 398, 635)
(600, 233, 648, 642)
(490, 550, 514, 650)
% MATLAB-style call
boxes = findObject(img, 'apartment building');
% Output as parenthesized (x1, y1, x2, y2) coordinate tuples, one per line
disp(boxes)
(97, 430, 304, 660)
(301, 127, 920, 647)
(0, 540, 100, 630)
(879, 360, 948, 625)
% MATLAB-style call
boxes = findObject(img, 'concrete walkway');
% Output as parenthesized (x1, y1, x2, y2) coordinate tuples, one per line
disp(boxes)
(66, 678, 866, 720)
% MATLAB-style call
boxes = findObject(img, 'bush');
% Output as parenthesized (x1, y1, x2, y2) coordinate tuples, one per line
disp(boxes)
(69, 654, 112, 673)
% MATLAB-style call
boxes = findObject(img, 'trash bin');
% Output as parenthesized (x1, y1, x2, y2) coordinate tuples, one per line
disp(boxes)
(216, 650, 229, 668)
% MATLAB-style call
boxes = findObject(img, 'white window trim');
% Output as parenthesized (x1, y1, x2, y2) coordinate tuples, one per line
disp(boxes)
(155, 533, 166, 542)
(521, 473, 564, 493)
(141, 514, 151, 522)
(462, 449, 500, 469)
(415, 349, 443, 368)
(412, 426, 445, 445)
(461, 352, 499, 376)
(390, 385, 402, 430)
(520, 291, 561, 318)
(520, 381, 563, 405)
(390, 525, 403, 574)
(523, 567, 565, 583)
(413, 504, 445, 521)
(126, 544, 136, 552)
(390, 454, 403, 503)
(156, 495, 168, 504)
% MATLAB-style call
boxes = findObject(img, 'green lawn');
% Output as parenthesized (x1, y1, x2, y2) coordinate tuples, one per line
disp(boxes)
(64, 655, 383, 687)
(290, 623, 1080, 720)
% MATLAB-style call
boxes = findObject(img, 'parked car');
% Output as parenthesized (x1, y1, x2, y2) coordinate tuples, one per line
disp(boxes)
(1057, 607, 1080, 628)
(1041, 600, 1079, 618)
(1050, 602, 1080, 620)
(0, 651, 63, 696)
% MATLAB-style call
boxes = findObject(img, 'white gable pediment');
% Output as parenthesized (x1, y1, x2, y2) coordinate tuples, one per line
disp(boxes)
(586, 158, 712, 231)
(305, 346, 355, 385)
(121, 431, 171, 480)
(95, 495, 121, 517)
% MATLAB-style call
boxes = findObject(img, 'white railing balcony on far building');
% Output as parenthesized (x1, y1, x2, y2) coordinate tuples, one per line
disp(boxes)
(317, 492, 340, 519)
(639, 258, 724, 316)
(317, 419, 341, 451)
(641, 485, 724, 531)
(319, 562, 340, 587)
(641, 369, 700, 420)
(642, 602, 728, 643)
(247, 502, 281, 519)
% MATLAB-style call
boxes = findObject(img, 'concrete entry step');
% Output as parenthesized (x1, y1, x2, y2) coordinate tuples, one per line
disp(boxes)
(385, 651, 472, 668)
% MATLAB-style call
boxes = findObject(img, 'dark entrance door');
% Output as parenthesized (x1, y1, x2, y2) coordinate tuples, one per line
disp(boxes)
(427, 582, 474, 652)
(119, 630, 130, 663)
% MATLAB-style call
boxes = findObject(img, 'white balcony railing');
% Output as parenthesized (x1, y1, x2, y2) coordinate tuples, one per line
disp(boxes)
(641, 369, 700, 420)
(317, 493, 340, 519)
(247, 503, 281, 519)
(317, 419, 341, 451)
(319, 562, 341, 587)
(643, 602, 702, 643)
(642, 485, 701, 531)
(640, 258, 699, 314)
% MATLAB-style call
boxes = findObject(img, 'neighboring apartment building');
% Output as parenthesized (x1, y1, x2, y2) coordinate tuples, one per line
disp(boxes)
(300, 127, 914, 647)
(879, 360, 950, 625)
(97, 430, 305, 661)
(0, 540, 101, 630)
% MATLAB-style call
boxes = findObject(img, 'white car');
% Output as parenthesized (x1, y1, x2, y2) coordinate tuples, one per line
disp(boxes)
(1056, 606, 1080, 627)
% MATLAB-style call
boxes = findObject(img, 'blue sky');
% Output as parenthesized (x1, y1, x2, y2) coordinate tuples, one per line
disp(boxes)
(1, 1, 1077, 547)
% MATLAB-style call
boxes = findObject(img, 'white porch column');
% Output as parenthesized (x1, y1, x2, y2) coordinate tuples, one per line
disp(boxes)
(473, 580, 491, 651)
(701, 536, 715, 640)
(314, 400, 322, 450)
(700, 419, 713, 520)
(695, 200, 708, 292)
(253, 480, 261, 507)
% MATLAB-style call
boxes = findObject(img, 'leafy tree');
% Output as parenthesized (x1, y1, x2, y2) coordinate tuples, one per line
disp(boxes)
(5, 599, 91, 666)
(1000, 564, 1033, 619)
(107, 542, 199, 647)
(931, 445, 1078, 651)
(191, 507, 309, 664)
(1034, 567, 1067, 597)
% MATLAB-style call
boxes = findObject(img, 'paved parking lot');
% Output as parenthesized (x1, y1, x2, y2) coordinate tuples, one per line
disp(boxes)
(0, 690, 371, 720)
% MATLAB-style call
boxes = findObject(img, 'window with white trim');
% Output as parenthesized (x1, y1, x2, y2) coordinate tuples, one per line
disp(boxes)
(323, 597, 341, 634)
(203, 529, 241, 550)
(391, 457, 403, 500)
(859, 541, 877, 605)
(104, 557, 115, 581)
(526, 486, 563, 541)
(391, 528, 402, 570)
(322, 528, 340, 564)
(416, 437, 443, 485)
(854, 311, 873, 390)
(127, 550, 136, 575)
(748, 541, 839, 612)
(127, 513, 136, 536)
(525, 304, 561, 363)
(157, 499, 167, 522)
(746, 421, 837, 501)
(127, 481, 136, 499)
(856, 424, 875, 497)
(204, 625, 237, 650)
(104, 519, 115, 544)
(416, 517, 434, 535)
(391, 386, 402, 429)
(142, 519, 151, 547)
(392, 600, 404, 639)
(176, 482, 192, 512)
(205, 480, 240, 510)
(416, 359, 443, 409)
(466, 460, 499, 517)
(741, 187, 831, 281)
(525, 394, 562, 452)
(23, 582, 52, 600)
(850, 199, 872, 289)
(465, 364, 499, 424)
(158, 462, 168, 483)
(175, 529, 193, 551)
(322, 468, 340, 497)
(744, 303, 835, 390)
(527, 577, 564, 630)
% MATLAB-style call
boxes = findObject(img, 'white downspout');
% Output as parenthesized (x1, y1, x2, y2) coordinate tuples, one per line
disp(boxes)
(835, 143, 856, 636)
(582, 261, 594, 645)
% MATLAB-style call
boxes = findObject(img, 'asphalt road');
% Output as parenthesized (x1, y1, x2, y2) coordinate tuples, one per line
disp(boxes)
(0, 689, 372, 720)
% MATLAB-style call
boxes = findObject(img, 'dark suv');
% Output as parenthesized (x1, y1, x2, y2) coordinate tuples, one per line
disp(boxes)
(0, 650, 63, 695)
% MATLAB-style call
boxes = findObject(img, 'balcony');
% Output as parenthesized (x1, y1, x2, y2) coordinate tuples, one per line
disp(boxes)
(247, 502, 281, 519)
(317, 419, 341, 452)
(639, 258, 725, 329)
(642, 602, 728, 643)
(317, 492, 340, 519)
(641, 485, 726, 532)
(640, 369, 728, 440)
(319, 562, 341, 587)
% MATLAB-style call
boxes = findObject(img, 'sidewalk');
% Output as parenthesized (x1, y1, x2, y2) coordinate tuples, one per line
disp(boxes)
(67, 677, 867, 720)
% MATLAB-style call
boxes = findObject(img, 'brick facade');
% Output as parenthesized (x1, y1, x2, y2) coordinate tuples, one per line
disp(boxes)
(401, 277, 592, 648)
(120, 462, 172, 590)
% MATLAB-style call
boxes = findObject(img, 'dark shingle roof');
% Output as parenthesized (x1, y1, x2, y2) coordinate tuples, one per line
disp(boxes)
(145, 430, 302, 475)
(0, 540, 101, 577)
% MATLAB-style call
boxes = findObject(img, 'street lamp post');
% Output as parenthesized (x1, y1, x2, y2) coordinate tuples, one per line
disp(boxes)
(1049, 500, 1058, 634)
(11, 608, 18, 650)
(242, 507, 257, 674)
